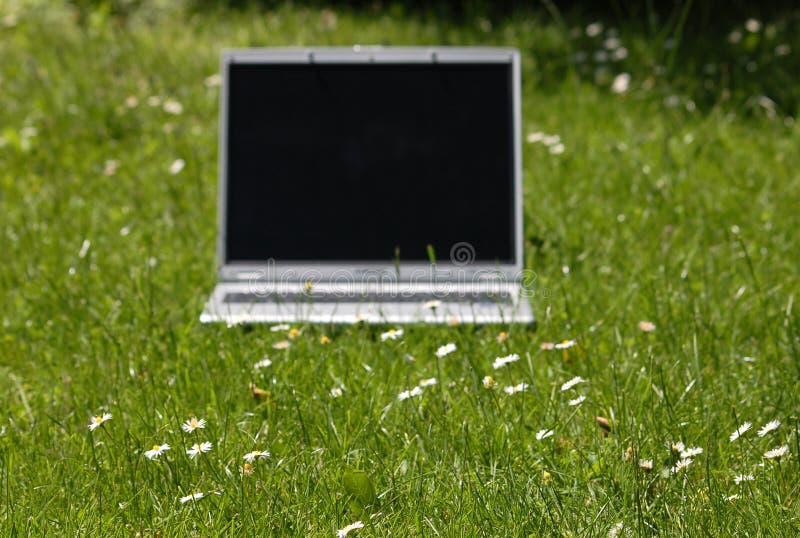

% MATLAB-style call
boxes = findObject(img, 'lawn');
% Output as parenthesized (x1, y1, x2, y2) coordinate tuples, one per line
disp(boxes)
(2, 1, 800, 535)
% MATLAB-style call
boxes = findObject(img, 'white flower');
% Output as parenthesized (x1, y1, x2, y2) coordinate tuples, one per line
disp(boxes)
(88, 413, 112, 431)
(254, 357, 272, 369)
(637, 321, 656, 332)
(611, 73, 631, 94)
(639, 459, 654, 471)
(492, 353, 520, 369)
(560, 376, 585, 392)
(734, 474, 754, 484)
(78, 239, 91, 259)
(482, 375, 497, 388)
(398, 386, 423, 401)
(186, 441, 213, 459)
(608, 522, 624, 538)
(548, 143, 565, 155)
(568, 395, 586, 406)
(504, 382, 529, 395)
(680, 447, 703, 459)
(554, 339, 576, 349)
(181, 417, 207, 433)
(729, 422, 752, 442)
(169, 159, 185, 175)
(242, 450, 270, 463)
(337, 520, 365, 537)
(757, 419, 780, 437)
(273, 340, 291, 350)
(435, 343, 456, 357)
(179, 492, 204, 504)
(764, 445, 789, 460)
(330, 387, 343, 398)
(745, 18, 761, 33)
(526, 132, 545, 143)
(725, 494, 740, 501)
(380, 329, 403, 341)
(671, 458, 693, 474)
(423, 300, 441, 310)
(671, 441, 686, 453)
(542, 134, 561, 146)
(204, 73, 223, 88)
(535, 429, 554, 440)
(144, 443, 171, 460)
(162, 99, 183, 115)
(418, 378, 437, 388)
(586, 22, 603, 37)
(270, 324, 290, 332)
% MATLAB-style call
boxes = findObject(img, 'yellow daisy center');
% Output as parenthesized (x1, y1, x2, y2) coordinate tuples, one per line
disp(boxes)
(152, 444, 160, 451)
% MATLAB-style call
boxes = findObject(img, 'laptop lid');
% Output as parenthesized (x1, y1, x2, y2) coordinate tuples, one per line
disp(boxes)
(217, 47, 523, 283)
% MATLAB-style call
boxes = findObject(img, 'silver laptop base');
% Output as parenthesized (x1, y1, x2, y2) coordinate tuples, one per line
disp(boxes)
(201, 282, 534, 325)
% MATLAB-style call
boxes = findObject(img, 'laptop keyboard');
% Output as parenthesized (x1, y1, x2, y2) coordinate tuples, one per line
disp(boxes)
(223, 290, 512, 305)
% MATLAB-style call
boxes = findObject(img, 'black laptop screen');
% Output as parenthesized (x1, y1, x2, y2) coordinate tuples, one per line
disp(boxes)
(225, 61, 516, 264)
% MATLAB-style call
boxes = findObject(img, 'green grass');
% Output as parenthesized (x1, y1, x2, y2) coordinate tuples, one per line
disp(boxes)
(2, 1, 800, 535)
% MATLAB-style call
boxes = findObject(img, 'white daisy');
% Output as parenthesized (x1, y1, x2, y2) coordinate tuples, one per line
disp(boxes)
(88, 413, 112, 431)
(492, 353, 520, 370)
(169, 158, 185, 175)
(423, 300, 441, 310)
(204, 73, 223, 87)
(586, 21, 603, 37)
(757, 419, 781, 437)
(435, 343, 456, 358)
(380, 329, 403, 341)
(418, 378, 437, 388)
(337, 520, 364, 537)
(273, 340, 291, 350)
(504, 382, 529, 395)
(482, 375, 497, 389)
(734, 474, 754, 484)
(554, 339, 577, 350)
(611, 73, 631, 94)
(186, 441, 213, 459)
(535, 429, 554, 440)
(330, 387, 343, 398)
(181, 417, 206, 433)
(560, 376, 585, 392)
(671, 458, 693, 474)
(242, 450, 270, 463)
(671, 441, 686, 453)
(526, 131, 545, 143)
(162, 99, 183, 115)
(270, 324, 290, 332)
(179, 492, 204, 504)
(639, 459, 654, 471)
(680, 447, 703, 459)
(637, 320, 656, 332)
(398, 386, 423, 401)
(254, 357, 272, 369)
(764, 445, 789, 460)
(144, 443, 171, 460)
(608, 522, 624, 538)
(568, 395, 586, 406)
(729, 422, 751, 442)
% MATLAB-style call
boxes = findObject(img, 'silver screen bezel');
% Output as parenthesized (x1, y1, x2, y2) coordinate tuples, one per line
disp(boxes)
(217, 46, 524, 282)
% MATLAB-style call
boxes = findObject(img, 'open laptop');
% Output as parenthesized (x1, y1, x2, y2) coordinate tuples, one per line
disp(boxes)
(201, 46, 535, 324)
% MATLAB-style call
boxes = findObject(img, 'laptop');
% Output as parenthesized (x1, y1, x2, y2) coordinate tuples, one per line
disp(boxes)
(201, 46, 535, 325)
